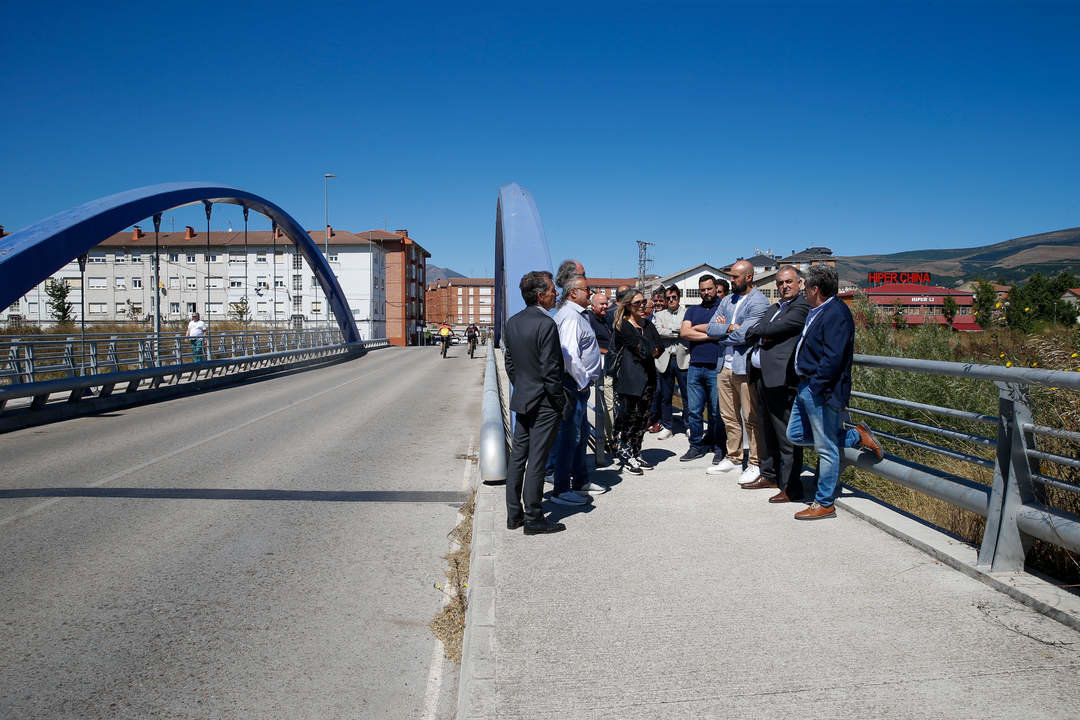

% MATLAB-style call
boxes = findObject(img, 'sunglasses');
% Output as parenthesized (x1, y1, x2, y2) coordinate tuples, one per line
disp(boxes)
(630, 300, 646, 307)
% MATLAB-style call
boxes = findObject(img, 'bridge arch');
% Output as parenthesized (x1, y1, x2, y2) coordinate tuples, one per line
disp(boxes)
(0, 182, 361, 343)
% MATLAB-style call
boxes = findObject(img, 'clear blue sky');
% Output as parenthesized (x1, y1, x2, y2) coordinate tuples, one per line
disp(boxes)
(2, 1, 1078, 279)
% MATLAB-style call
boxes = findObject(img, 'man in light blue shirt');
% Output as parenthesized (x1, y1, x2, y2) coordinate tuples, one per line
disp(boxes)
(549, 274, 604, 505)
(691, 260, 769, 483)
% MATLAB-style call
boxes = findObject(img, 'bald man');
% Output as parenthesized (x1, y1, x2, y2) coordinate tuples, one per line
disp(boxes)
(692, 259, 770, 484)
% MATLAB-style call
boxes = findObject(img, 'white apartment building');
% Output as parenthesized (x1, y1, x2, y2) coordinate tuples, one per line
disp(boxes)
(2, 225, 388, 340)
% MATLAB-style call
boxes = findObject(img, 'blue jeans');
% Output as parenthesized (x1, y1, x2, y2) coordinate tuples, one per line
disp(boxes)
(686, 364, 720, 452)
(659, 366, 688, 430)
(786, 382, 860, 506)
(552, 386, 591, 494)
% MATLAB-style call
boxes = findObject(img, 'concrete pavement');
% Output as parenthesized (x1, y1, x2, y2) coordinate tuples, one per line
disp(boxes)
(464, 420, 1080, 718)
(0, 345, 483, 719)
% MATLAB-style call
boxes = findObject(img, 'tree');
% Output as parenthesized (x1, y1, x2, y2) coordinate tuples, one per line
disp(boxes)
(124, 299, 145, 322)
(229, 297, 251, 324)
(45, 278, 75, 325)
(942, 295, 958, 324)
(973, 280, 997, 329)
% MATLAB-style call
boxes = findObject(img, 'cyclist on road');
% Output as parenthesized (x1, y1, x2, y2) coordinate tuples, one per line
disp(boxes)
(438, 321, 455, 357)
(465, 323, 480, 357)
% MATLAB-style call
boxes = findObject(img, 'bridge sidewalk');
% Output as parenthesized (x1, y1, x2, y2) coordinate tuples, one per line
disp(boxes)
(461, 429, 1080, 719)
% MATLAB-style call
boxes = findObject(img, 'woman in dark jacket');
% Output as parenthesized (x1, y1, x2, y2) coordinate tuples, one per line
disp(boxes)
(610, 289, 662, 474)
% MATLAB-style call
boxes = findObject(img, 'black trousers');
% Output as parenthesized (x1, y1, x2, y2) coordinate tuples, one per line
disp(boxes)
(506, 395, 563, 524)
(750, 366, 804, 499)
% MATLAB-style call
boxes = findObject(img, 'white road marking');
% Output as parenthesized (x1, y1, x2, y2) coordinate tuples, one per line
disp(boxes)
(0, 369, 374, 529)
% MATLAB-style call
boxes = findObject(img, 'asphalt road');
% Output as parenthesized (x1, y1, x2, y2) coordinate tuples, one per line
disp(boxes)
(0, 344, 485, 719)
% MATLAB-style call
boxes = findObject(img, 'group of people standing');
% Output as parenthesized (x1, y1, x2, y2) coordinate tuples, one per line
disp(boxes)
(502, 258, 883, 536)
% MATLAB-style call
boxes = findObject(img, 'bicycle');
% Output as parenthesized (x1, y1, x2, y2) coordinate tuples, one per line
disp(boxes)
(468, 336, 477, 358)
(441, 335, 451, 358)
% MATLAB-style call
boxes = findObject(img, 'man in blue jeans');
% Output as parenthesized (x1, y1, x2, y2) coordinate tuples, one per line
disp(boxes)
(787, 265, 882, 519)
(677, 275, 728, 462)
(549, 274, 604, 505)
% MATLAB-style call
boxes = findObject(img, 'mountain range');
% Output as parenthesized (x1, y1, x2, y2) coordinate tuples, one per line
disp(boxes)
(426, 264, 466, 284)
(835, 227, 1080, 287)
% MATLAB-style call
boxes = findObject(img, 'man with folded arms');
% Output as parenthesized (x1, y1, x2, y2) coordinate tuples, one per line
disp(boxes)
(693, 260, 769, 484)
(504, 271, 567, 535)
(788, 265, 883, 520)
(678, 275, 725, 462)
(741, 266, 809, 502)
(651, 285, 689, 440)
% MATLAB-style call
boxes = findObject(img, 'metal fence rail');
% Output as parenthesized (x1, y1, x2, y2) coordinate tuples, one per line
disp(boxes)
(0, 331, 390, 419)
(846, 353, 1080, 573)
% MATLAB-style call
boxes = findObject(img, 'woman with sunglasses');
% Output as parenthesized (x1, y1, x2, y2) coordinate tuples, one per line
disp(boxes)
(610, 289, 663, 474)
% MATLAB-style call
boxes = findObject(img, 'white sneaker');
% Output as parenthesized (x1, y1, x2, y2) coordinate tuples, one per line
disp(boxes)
(706, 458, 737, 474)
(657, 427, 673, 440)
(576, 481, 609, 495)
(738, 464, 760, 485)
(550, 491, 588, 506)
(544, 473, 554, 485)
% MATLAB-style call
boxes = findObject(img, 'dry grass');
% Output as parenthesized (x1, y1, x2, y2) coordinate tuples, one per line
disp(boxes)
(845, 313, 1080, 584)
(429, 489, 475, 664)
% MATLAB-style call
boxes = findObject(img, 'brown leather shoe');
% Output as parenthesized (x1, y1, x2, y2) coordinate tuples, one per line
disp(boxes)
(795, 502, 836, 520)
(768, 490, 791, 503)
(647, 423, 662, 434)
(855, 422, 883, 460)
(740, 477, 778, 490)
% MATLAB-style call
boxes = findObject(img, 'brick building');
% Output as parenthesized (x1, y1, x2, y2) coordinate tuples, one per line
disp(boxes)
(426, 278, 494, 329)
(838, 282, 981, 331)
(362, 229, 430, 346)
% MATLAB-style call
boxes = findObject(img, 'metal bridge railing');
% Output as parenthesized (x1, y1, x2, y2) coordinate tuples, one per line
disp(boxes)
(844, 354, 1080, 574)
(0, 331, 390, 416)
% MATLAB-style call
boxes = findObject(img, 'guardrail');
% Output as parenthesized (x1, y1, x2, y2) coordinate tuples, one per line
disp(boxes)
(844, 354, 1080, 574)
(478, 343, 508, 483)
(0, 332, 390, 420)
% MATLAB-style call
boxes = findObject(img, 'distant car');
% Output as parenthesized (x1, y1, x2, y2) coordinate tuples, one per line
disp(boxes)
(450, 336, 463, 345)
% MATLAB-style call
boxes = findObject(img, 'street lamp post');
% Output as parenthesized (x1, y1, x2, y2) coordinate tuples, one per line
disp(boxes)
(323, 173, 336, 330)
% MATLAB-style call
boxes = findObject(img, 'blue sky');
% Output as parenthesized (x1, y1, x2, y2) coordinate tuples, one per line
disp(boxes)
(2, 1, 1078, 279)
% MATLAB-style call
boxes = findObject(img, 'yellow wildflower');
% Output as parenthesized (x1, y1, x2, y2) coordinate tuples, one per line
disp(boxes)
(1006, 361, 1013, 367)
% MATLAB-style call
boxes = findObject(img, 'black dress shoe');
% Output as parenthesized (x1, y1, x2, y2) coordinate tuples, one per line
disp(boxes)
(524, 518, 567, 535)
(507, 518, 524, 530)
(680, 448, 707, 462)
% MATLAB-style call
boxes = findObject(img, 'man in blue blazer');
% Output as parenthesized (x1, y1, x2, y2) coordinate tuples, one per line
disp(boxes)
(788, 265, 882, 520)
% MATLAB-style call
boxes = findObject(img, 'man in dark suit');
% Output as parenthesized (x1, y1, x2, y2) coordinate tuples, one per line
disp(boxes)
(741, 266, 810, 502)
(503, 271, 568, 535)
(787, 266, 883, 520)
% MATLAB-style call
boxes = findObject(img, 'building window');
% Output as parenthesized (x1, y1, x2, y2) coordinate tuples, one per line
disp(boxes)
(115, 253, 126, 264)
(88, 303, 106, 314)
(328, 252, 339, 262)
(187, 302, 197, 314)
(88, 277, 107, 289)
(169, 302, 180, 313)
(168, 252, 179, 262)
(478, 287, 492, 295)
(293, 254, 303, 270)
(293, 275, 303, 292)
(207, 254, 219, 263)
(115, 277, 126, 289)
(312, 301, 322, 313)
(229, 277, 243, 288)
(257, 302, 268, 314)
(169, 276, 180, 289)
(88, 254, 106, 263)
(275, 301, 285, 314)
(186, 253, 197, 263)
(132, 277, 143, 289)
(185, 276, 197, 289)
(229, 253, 245, 263)
(274, 276, 284, 288)
(205, 302, 222, 315)
(115, 303, 126, 314)
(256, 276, 268, 289)
(206, 276, 223, 289)
(256, 252, 267, 264)
(292, 297, 302, 313)
(131, 254, 142, 263)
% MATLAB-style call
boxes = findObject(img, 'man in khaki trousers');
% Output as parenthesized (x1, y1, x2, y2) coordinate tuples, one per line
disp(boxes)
(691, 260, 770, 484)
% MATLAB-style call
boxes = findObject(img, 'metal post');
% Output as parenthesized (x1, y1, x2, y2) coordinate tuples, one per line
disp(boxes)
(323, 173, 336, 328)
(272, 221, 278, 329)
(977, 381, 1043, 572)
(204, 200, 212, 328)
(77, 253, 87, 374)
(152, 213, 162, 363)
(243, 205, 249, 327)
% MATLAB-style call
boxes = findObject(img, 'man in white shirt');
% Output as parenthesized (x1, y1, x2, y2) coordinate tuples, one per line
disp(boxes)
(186, 312, 207, 362)
(652, 285, 690, 439)
(549, 274, 604, 505)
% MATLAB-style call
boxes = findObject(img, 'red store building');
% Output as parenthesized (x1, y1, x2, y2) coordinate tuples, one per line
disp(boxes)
(838, 283, 981, 332)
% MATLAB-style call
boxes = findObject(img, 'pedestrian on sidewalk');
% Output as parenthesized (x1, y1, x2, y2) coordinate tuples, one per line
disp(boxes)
(788, 265, 883, 520)
(611, 289, 662, 475)
(587, 292, 615, 467)
(678, 275, 727, 463)
(503, 271, 567, 535)
(186, 312, 207, 362)
(652, 285, 689, 440)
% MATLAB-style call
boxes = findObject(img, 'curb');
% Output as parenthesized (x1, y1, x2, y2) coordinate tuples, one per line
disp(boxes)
(837, 489, 1080, 632)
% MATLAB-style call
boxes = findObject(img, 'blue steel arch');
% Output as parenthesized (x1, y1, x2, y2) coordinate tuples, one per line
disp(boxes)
(0, 182, 361, 343)
(493, 182, 552, 347)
